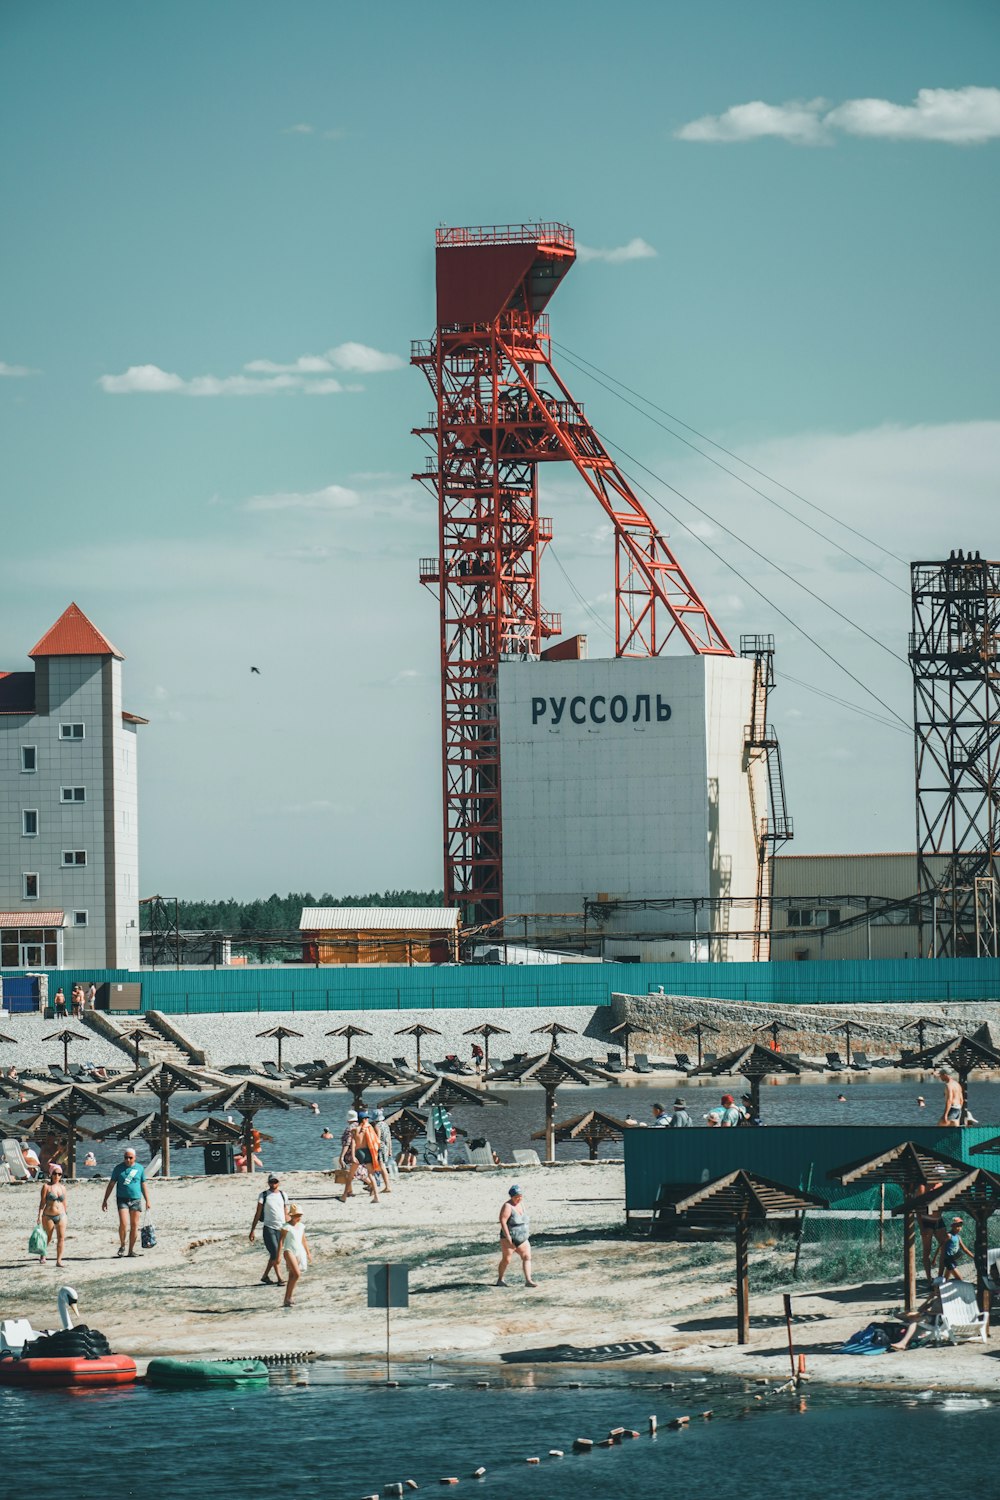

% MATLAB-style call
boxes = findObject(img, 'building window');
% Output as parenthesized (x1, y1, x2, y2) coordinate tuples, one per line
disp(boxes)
(22, 810, 38, 837)
(73, 910, 88, 927)
(21, 746, 37, 773)
(60, 787, 86, 803)
(1, 925, 60, 967)
(23, 873, 39, 900)
(787, 907, 841, 929)
(62, 849, 87, 866)
(59, 723, 85, 740)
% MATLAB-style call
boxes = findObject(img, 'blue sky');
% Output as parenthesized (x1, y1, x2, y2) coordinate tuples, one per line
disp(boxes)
(1, 1, 998, 898)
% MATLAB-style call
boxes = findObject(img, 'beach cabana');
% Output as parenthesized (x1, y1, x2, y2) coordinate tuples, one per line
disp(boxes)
(14, 1082, 136, 1179)
(896, 1167, 1000, 1325)
(668, 1170, 828, 1344)
(828, 1141, 970, 1310)
(186, 1078, 312, 1173)
(293, 1055, 401, 1110)
(383, 1074, 506, 1154)
(531, 1108, 626, 1161)
(695, 1042, 801, 1120)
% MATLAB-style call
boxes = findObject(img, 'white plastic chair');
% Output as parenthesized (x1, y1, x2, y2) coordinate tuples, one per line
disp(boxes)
(1, 1139, 32, 1182)
(920, 1279, 989, 1344)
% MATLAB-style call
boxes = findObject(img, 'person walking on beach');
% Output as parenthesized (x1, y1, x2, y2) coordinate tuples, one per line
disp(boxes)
(248, 1172, 288, 1285)
(938, 1217, 975, 1281)
(101, 1147, 151, 1257)
(937, 1069, 963, 1126)
(278, 1203, 312, 1307)
(373, 1107, 394, 1192)
(497, 1184, 537, 1288)
(36, 1163, 68, 1266)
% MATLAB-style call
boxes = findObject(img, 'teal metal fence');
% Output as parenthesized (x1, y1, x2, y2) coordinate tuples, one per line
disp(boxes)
(1, 955, 999, 1014)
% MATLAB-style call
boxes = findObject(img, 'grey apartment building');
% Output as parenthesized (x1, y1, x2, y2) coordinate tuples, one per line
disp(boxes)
(0, 604, 145, 970)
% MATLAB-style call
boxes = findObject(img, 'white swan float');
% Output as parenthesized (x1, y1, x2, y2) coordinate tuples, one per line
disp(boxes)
(0, 1285, 78, 1356)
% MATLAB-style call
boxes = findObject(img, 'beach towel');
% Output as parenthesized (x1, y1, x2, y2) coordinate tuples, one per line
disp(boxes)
(834, 1322, 891, 1355)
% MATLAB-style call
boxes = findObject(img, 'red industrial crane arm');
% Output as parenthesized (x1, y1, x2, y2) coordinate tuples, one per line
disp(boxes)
(501, 339, 733, 657)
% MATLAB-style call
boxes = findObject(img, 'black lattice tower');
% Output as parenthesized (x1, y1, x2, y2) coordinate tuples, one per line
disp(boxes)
(910, 552, 1000, 957)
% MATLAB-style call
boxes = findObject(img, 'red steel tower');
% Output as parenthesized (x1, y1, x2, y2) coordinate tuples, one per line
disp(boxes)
(414, 222, 733, 924)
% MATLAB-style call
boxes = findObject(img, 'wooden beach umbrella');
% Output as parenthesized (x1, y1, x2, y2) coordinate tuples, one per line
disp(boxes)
(14, 1082, 136, 1179)
(116, 1060, 221, 1177)
(609, 1020, 646, 1070)
(752, 1018, 796, 1052)
(292, 1054, 401, 1111)
(185, 1078, 311, 1175)
(394, 1023, 442, 1074)
(896, 1167, 1000, 1324)
(257, 1025, 304, 1072)
(900, 1016, 949, 1060)
(670, 1171, 828, 1344)
(327, 1023, 373, 1060)
(926, 1033, 1000, 1117)
(118, 1026, 155, 1069)
(43, 1028, 89, 1075)
(383, 1105, 429, 1159)
(680, 1019, 720, 1068)
(531, 1021, 577, 1044)
(828, 1141, 970, 1311)
(531, 1108, 627, 1161)
(383, 1074, 506, 1151)
(494, 1049, 591, 1163)
(829, 1019, 872, 1066)
(97, 1109, 212, 1157)
(462, 1021, 511, 1073)
(699, 1042, 801, 1120)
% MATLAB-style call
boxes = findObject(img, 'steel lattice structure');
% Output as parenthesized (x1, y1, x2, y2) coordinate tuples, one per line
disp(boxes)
(413, 223, 733, 924)
(910, 552, 1000, 957)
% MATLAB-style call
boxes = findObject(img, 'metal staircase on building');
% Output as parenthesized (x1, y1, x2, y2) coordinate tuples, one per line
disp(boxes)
(742, 636, 794, 961)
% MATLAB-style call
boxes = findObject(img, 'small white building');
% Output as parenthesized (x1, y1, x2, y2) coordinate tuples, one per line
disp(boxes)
(0, 603, 146, 970)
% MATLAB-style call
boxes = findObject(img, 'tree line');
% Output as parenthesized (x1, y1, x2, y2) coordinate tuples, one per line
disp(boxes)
(144, 890, 445, 936)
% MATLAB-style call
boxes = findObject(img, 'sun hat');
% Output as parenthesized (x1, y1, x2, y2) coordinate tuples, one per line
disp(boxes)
(288, 1203, 302, 1218)
(673, 1099, 686, 1108)
(509, 1184, 522, 1197)
(346, 1109, 358, 1122)
(373, 1108, 384, 1122)
(721, 1094, 735, 1107)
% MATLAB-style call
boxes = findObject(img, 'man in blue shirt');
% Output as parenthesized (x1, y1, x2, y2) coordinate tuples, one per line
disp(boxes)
(101, 1147, 151, 1257)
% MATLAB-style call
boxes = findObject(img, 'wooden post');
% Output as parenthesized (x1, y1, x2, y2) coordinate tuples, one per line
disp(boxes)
(545, 1088, 555, 1164)
(66, 1118, 77, 1181)
(903, 1207, 917, 1314)
(160, 1087, 172, 1179)
(974, 1213, 990, 1332)
(242, 1113, 255, 1174)
(736, 1215, 750, 1344)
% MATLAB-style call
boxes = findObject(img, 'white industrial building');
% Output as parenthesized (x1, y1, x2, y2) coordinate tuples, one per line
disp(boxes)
(498, 654, 765, 960)
(0, 604, 145, 970)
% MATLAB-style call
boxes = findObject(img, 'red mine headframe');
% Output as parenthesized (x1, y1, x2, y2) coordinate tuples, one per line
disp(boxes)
(413, 221, 733, 924)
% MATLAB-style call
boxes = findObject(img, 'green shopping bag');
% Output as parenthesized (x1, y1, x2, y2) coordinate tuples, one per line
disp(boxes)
(28, 1224, 48, 1256)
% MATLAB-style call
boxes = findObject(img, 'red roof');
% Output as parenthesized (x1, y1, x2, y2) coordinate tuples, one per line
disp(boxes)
(29, 603, 124, 661)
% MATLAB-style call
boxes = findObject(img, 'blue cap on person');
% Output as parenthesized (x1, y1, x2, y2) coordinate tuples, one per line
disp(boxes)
(358, 1107, 369, 1119)
(509, 1183, 522, 1197)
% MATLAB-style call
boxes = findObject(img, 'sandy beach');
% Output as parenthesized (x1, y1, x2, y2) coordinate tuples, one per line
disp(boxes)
(3, 1161, 998, 1392)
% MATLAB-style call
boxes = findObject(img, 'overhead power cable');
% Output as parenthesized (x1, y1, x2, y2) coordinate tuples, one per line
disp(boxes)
(553, 339, 908, 571)
(781, 672, 911, 738)
(604, 445, 911, 730)
(547, 546, 613, 637)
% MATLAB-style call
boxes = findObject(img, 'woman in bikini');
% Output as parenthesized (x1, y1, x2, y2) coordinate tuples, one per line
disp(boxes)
(37, 1162, 68, 1266)
(915, 1180, 947, 1286)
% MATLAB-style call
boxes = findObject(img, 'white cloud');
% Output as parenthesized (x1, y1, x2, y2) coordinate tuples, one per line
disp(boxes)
(283, 123, 315, 135)
(282, 124, 347, 140)
(243, 484, 359, 513)
(577, 237, 658, 264)
(676, 87, 1000, 146)
(100, 343, 402, 396)
(0, 360, 38, 377)
(272, 545, 332, 563)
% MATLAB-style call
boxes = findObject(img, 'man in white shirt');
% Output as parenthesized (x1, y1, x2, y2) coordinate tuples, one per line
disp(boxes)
(248, 1173, 289, 1285)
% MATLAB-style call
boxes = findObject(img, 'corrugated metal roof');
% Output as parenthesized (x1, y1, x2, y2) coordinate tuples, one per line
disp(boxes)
(29, 602, 124, 660)
(0, 911, 66, 928)
(300, 907, 460, 932)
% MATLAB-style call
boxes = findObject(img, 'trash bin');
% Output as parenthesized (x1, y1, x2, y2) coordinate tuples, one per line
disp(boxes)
(203, 1143, 235, 1175)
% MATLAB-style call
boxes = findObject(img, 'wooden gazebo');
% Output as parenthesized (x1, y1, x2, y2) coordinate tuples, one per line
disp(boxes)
(828, 1141, 970, 1310)
(669, 1170, 828, 1343)
(492, 1048, 591, 1162)
(15, 1082, 136, 1179)
(531, 1108, 627, 1161)
(186, 1078, 311, 1173)
(897, 1167, 1000, 1325)
(394, 1023, 442, 1074)
(257, 1025, 304, 1071)
(293, 1055, 401, 1109)
(696, 1042, 801, 1119)
(925, 1033, 1000, 1117)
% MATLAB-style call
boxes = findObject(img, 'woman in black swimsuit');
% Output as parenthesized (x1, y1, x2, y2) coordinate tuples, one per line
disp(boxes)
(37, 1163, 68, 1266)
(915, 1180, 946, 1285)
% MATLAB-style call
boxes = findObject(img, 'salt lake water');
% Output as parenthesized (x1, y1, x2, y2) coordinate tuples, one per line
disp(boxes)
(2, 1363, 997, 1500)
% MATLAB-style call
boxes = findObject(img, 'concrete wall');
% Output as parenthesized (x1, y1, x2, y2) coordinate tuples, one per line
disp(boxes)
(498, 655, 761, 957)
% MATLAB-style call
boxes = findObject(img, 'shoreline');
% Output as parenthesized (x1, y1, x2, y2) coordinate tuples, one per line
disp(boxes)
(3, 1165, 996, 1396)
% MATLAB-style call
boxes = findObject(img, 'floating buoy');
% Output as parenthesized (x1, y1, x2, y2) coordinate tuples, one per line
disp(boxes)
(608, 1427, 625, 1441)
(572, 1438, 593, 1452)
(597, 1439, 614, 1448)
(668, 1416, 689, 1430)
(405, 1485, 419, 1493)
(384, 1486, 404, 1498)
(649, 1416, 657, 1434)
(472, 1469, 486, 1479)
(476, 1380, 489, 1388)
(549, 1450, 564, 1458)
(526, 1458, 539, 1465)
(623, 1430, 639, 1440)
(798, 1354, 807, 1375)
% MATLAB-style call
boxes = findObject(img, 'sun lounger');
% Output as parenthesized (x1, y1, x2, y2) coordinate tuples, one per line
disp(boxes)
(633, 1053, 653, 1074)
(146, 1152, 162, 1178)
(2, 1139, 33, 1182)
(826, 1051, 846, 1070)
(674, 1052, 693, 1071)
(920, 1279, 989, 1343)
(851, 1052, 872, 1071)
(468, 1140, 496, 1166)
(605, 1052, 624, 1073)
(261, 1061, 285, 1081)
(48, 1063, 67, 1081)
(512, 1149, 542, 1168)
(702, 1052, 717, 1069)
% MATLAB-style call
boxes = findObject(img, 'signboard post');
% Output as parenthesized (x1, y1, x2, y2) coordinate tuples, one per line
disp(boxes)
(367, 1262, 410, 1383)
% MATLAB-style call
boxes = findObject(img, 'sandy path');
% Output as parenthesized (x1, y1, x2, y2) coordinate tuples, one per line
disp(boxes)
(2, 1164, 996, 1391)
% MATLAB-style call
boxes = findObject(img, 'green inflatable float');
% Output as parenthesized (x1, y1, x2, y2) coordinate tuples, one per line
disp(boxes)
(145, 1357, 270, 1388)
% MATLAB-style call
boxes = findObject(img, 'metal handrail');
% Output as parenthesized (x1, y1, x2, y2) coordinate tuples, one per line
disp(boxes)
(436, 223, 574, 249)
